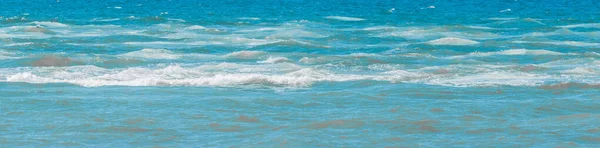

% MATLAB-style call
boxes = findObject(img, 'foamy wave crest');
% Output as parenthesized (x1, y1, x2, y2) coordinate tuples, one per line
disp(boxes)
(0, 66, 362, 87)
(1, 63, 595, 88)
(325, 16, 366, 21)
(120, 48, 180, 59)
(561, 67, 597, 75)
(225, 50, 266, 59)
(183, 25, 206, 30)
(119, 49, 221, 60)
(514, 41, 600, 47)
(427, 72, 551, 87)
(31, 21, 69, 28)
(558, 23, 600, 29)
(450, 49, 566, 58)
(257, 57, 292, 64)
(426, 37, 479, 45)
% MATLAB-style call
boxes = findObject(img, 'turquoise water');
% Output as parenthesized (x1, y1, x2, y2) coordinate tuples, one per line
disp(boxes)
(1, 0, 600, 147)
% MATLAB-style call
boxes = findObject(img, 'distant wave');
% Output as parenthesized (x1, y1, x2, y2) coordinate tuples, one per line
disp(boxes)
(325, 16, 366, 21)
(426, 37, 479, 45)
(449, 49, 567, 59)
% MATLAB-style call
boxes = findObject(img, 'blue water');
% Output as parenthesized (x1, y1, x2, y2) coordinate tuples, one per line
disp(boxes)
(1, 0, 600, 147)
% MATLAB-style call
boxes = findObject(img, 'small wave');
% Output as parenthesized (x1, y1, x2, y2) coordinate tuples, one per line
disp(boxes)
(31, 21, 69, 28)
(236, 27, 283, 33)
(1, 64, 596, 88)
(124, 41, 221, 48)
(558, 23, 600, 29)
(0, 50, 19, 59)
(561, 67, 597, 74)
(183, 25, 206, 30)
(258, 40, 330, 49)
(4, 42, 35, 46)
(428, 72, 551, 87)
(465, 26, 517, 30)
(225, 50, 266, 59)
(450, 49, 566, 58)
(539, 82, 600, 90)
(267, 29, 326, 39)
(426, 37, 479, 45)
(120, 48, 180, 59)
(91, 18, 121, 22)
(486, 17, 517, 21)
(0, 66, 337, 87)
(514, 41, 600, 47)
(257, 57, 292, 64)
(237, 17, 260, 20)
(362, 26, 398, 31)
(499, 8, 512, 13)
(324, 16, 366, 21)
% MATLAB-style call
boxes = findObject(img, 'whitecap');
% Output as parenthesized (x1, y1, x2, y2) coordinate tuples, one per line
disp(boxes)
(557, 23, 600, 29)
(561, 67, 597, 74)
(120, 48, 180, 59)
(257, 57, 292, 64)
(450, 49, 566, 58)
(225, 50, 266, 59)
(91, 18, 121, 22)
(4, 42, 35, 47)
(514, 41, 600, 47)
(237, 17, 260, 20)
(426, 37, 479, 45)
(362, 26, 399, 31)
(465, 25, 518, 30)
(499, 8, 511, 12)
(487, 17, 517, 21)
(183, 25, 206, 30)
(324, 16, 366, 21)
(427, 72, 551, 87)
(31, 21, 69, 28)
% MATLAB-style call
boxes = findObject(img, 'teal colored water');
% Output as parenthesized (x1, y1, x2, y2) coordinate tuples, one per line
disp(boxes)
(1, 0, 600, 147)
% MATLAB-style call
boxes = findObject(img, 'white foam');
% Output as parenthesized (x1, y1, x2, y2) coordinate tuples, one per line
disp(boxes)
(267, 29, 325, 39)
(0, 63, 594, 88)
(167, 18, 186, 22)
(362, 26, 398, 31)
(4, 42, 35, 46)
(31, 21, 69, 28)
(514, 41, 600, 47)
(0, 50, 19, 59)
(558, 23, 600, 29)
(499, 8, 511, 12)
(426, 37, 479, 45)
(0, 66, 350, 87)
(451, 49, 566, 58)
(257, 57, 292, 64)
(465, 26, 518, 30)
(91, 18, 121, 22)
(225, 50, 266, 59)
(561, 67, 597, 74)
(382, 27, 502, 40)
(427, 72, 551, 87)
(183, 25, 206, 30)
(238, 17, 260, 20)
(124, 41, 221, 48)
(236, 27, 283, 33)
(324, 16, 366, 21)
(120, 48, 180, 59)
(487, 17, 517, 21)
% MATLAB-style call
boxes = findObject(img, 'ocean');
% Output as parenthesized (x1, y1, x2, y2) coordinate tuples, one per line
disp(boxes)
(1, 0, 600, 147)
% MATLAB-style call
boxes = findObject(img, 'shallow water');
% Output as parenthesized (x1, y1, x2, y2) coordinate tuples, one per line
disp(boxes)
(1, 0, 600, 147)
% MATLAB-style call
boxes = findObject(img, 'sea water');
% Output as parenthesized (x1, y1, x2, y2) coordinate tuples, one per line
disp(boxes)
(1, 0, 600, 147)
